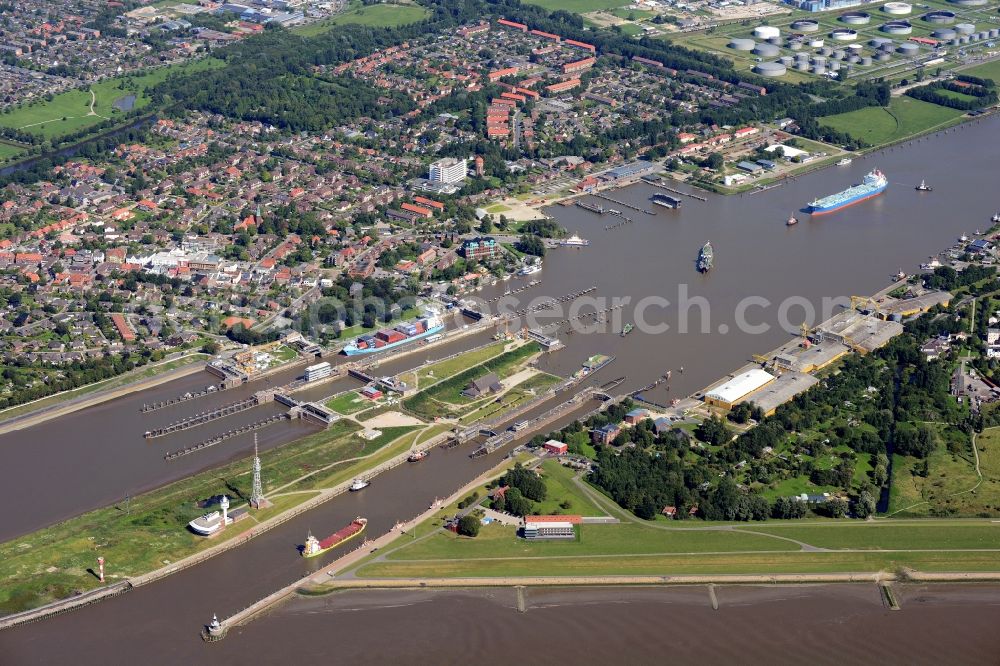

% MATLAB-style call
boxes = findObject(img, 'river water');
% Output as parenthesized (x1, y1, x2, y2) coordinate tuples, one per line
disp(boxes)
(2, 116, 1000, 662)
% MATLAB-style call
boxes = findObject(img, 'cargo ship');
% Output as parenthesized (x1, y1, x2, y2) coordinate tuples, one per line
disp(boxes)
(301, 517, 367, 558)
(697, 241, 713, 273)
(651, 193, 682, 209)
(342, 312, 444, 356)
(807, 169, 887, 215)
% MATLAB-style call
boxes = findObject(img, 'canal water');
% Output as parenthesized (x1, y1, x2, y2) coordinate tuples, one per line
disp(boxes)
(2, 115, 1000, 663)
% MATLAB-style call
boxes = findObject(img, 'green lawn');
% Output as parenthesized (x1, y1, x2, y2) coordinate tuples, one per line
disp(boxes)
(524, 0, 628, 12)
(819, 97, 964, 147)
(384, 521, 799, 562)
(0, 140, 25, 161)
(415, 342, 505, 386)
(735, 521, 1000, 550)
(326, 390, 381, 415)
(293, 1, 428, 36)
(0, 58, 224, 140)
(357, 548, 1000, 578)
(530, 459, 606, 516)
(960, 60, 1000, 85)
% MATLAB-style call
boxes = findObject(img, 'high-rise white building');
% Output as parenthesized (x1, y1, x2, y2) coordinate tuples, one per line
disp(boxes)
(428, 157, 468, 184)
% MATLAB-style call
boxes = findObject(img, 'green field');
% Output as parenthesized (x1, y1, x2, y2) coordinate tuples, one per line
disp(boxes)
(0, 58, 224, 140)
(0, 421, 439, 614)
(326, 390, 382, 415)
(293, 1, 429, 36)
(356, 548, 1000, 578)
(524, 0, 628, 12)
(529, 460, 605, 516)
(961, 60, 1000, 85)
(0, 140, 25, 161)
(819, 97, 965, 147)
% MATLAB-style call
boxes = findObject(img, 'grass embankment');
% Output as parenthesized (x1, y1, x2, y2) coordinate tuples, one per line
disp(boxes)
(402, 342, 541, 420)
(351, 456, 1000, 580)
(292, 1, 429, 36)
(0, 421, 441, 614)
(0, 353, 210, 425)
(819, 97, 965, 147)
(0, 58, 224, 140)
(457, 372, 562, 425)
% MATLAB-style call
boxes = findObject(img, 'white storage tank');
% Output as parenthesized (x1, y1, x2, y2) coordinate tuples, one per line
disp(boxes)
(729, 38, 756, 50)
(882, 1, 912, 14)
(753, 25, 781, 40)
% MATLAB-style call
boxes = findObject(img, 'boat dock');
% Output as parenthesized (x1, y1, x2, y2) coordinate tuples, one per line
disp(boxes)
(592, 192, 654, 215)
(509, 287, 597, 317)
(604, 216, 634, 230)
(144, 396, 263, 439)
(575, 201, 605, 214)
(648, 181, 707, 202)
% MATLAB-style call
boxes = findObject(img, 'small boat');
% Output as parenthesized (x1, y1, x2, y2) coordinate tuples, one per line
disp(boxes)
(893, 269, 906, 281)
(620, 323, 634, 337)
(837, 157, 852, 166)
(920, 258, 943, 270)
(959, 233, 970, 243)
(408, 450, 428, 462)
(697, 241, 713, 273)
(915, 179, 932, 192)
(992, 212, 1000, 223)
(560, 234, 591, 247)
(786, 214, 798, 226)
(349, 478, 369, 491)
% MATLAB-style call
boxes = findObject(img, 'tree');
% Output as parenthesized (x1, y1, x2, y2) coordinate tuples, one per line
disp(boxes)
(854, 490, 877, 519)
(504, 487, 533, 517)
(817, 497, 849, 518)
(457, 514, 480, 537)
(696, 415, 730, 446)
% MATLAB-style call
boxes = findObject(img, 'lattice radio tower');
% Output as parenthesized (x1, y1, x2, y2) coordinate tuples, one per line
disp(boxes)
(250, 433, 265, 509)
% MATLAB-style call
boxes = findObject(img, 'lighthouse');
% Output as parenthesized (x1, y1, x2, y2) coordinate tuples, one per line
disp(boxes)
(220, 494, 230, 526)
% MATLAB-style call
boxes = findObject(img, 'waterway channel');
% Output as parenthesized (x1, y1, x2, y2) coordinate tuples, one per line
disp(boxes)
(2, 114, 1000, 662)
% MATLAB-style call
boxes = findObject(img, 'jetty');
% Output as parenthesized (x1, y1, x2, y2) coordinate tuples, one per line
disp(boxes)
(648, 181, 708, 202)
(592, 192, 654, 215)
(575, 201, 605, 214)
(141, 385, 227, 412)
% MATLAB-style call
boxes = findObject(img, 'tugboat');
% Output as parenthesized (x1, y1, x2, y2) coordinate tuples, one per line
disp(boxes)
(915, 179, 932, 192)
(786, 214, 798, 226)
(349, 478, 369, 491)
(408, 450, 428, 462)
(620, 323, 634, 337)
(697, 241, 714, 273)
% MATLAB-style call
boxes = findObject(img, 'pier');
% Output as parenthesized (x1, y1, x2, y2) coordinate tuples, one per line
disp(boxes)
(575, 200, 605, 214)
(163, 414, 290, 461)
(144, 396, 261, 439)
(592, 192, 655, 215)
(648, 181, 708, 202)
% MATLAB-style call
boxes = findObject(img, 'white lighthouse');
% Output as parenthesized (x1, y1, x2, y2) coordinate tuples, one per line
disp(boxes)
(220, 494, 230, 525)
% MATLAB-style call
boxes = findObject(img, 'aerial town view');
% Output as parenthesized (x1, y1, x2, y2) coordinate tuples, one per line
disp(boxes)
(2, 0, 1000, 661)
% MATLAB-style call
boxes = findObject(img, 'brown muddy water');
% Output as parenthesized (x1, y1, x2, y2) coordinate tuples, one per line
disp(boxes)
(2, 117, 1000, 663)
